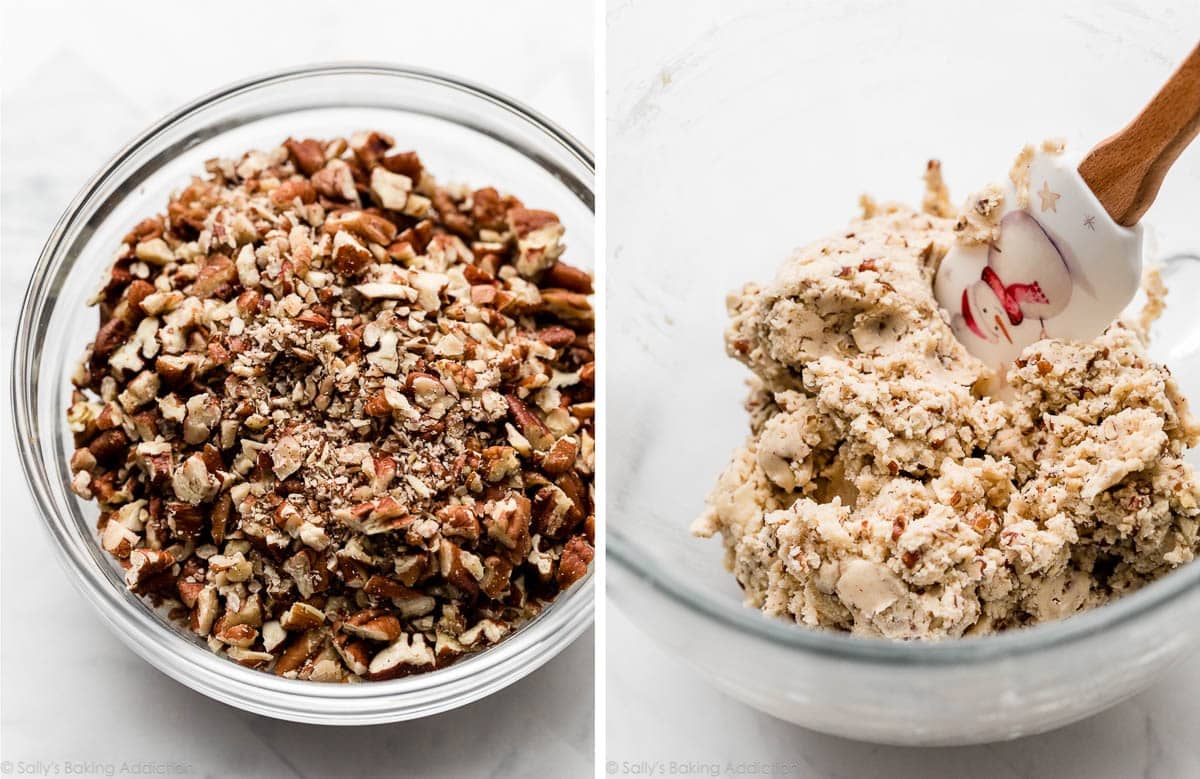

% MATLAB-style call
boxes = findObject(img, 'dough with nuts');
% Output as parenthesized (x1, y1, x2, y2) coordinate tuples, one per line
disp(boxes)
(693, 164, 1200, 639)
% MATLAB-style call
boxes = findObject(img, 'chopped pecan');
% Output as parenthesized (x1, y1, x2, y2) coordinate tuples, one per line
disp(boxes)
(382, 151, 423, 182)
(284, 137, 326, 176)
(480, 446, 520, 482)
(556, 536, 593, 588)
(350, 130, 394, 169)
(280, 602, 326, 631)
(538, 325, 576, 349)
(332, 231, 373, 275)
(125, 548, 175, 592)
(542, 261, 594, 294)
(366, 634, 435, 680)
(505, 394, 554, 451)
(540, 289, 594, 328)
(342, 609, 402, 642)
(68, 132, 595, 683)
(274, 629, 325, 677)
(539, 436, 579, 475)
(312, 159, 358, 202)
(92, 318, 130, 359)
(270, 179, 317, 206)
(88, 428, 130, 466)
(424, 188, 468, 238)
(189, 254, 236, 298)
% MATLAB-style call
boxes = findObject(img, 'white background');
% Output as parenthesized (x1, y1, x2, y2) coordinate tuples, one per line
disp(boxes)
(7, 0, 1200, 776)
(607, 0, 1200, 777)
(0, 2, 593, 778)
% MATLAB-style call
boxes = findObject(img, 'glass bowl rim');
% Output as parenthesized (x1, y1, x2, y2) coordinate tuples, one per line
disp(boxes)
(11, 61, 594, 717)
(612, 252, 1200, 666)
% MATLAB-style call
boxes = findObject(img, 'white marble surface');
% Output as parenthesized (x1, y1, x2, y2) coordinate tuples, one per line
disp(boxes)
(607, 609, 1200, 778)
(606, 0, 1200, 775)
(0, 2, 593, 777)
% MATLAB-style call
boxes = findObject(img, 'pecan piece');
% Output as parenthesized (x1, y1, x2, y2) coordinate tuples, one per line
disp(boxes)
(189, 254, 236, 298)
(332, 231, 373, 275)
(210, 492, 233, 544)
(88, 428, 129, 466)
(312, 160, 358, 203)
(92, 318, 130, 359)
(274, 629, 325, 677)
(556, 536, 593, 588)
(125, 548, 175, 592)
(540, 289, 594, 328)
(542, 261, 594, 294)
(350, 130, 394, 169)
(505, 394, 554, 451)
(367, 634, 435, 681)
(479, 555, 514, 600)
(539, 435, 579, 475)
(166, 501, 205, 538)
(484, 493, 533, 561)
(284, 137, 326, 176)
(342, 610, 402, 642)
(437, 505, 480, 544)
(280, 602, 326, 631)
(382, 151, 423, 182)
(327, 210, 398, 246)
(538, 325, 577, 349)
(270, 179, 317, 206)
(480, 445, 521, 482)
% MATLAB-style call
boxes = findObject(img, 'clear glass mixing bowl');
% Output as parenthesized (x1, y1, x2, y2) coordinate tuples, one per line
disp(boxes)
(12, 63, 594, 725)
(609, 250, 1200, 746)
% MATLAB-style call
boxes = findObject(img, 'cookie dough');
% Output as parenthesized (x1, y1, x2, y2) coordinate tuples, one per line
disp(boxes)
(693, 169, 1200, 639)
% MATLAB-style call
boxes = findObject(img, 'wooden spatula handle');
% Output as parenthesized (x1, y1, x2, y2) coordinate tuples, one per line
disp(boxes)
(1078, 41, 1200, 226)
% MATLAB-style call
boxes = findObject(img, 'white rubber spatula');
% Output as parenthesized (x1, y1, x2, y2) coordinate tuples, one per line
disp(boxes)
(934, 42, 1200, 377)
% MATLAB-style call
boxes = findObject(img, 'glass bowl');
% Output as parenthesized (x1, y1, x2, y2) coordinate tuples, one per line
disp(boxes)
(12, 63, 594, 725)
(609, 249, 1200, 746)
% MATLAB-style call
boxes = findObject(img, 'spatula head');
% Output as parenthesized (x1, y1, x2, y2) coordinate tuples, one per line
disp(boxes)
(934, 151, 1142, 379)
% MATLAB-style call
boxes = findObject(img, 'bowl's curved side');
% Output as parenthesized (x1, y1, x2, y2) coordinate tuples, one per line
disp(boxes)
(611, 549, 1200, 745)
(12, 63, 595, 723)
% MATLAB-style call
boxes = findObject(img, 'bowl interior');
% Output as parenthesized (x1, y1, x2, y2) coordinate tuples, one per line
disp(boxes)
(610, 243, 1200, 645)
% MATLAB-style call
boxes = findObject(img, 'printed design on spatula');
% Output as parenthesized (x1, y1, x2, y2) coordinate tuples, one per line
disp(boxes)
(952, 206, 1081, 345)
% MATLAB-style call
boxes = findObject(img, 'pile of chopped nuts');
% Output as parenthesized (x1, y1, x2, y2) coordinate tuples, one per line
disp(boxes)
(67, 131, 595, 681)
